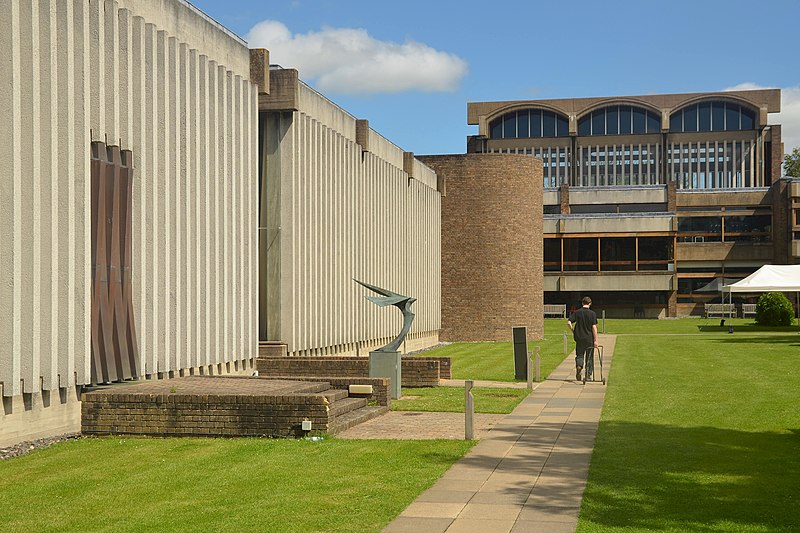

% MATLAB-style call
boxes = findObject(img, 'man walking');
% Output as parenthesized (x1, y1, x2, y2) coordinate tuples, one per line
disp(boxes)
(567, 296, 598, 381)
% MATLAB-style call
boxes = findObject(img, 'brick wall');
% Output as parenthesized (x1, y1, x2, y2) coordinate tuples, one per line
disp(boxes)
(82, 392, 330, 438)
(418, 154, 544, 342)
(405, 356, 451, 379)
(255, 356, 449, 387)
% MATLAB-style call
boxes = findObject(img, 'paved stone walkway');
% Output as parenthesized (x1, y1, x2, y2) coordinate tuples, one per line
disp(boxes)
(381, 334, 615, 533)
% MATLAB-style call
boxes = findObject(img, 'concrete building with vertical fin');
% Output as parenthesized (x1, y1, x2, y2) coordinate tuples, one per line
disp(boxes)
(0, 0, 453, 446)
(468, 90, 797, 317)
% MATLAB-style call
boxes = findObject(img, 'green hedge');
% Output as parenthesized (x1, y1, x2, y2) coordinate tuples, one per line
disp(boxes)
(755, 292, 795, 326)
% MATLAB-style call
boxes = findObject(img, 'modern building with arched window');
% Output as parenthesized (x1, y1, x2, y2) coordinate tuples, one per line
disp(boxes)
(467, 89, 797, 317)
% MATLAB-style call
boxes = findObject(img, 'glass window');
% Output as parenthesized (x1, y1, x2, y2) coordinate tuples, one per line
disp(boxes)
(530, 110, 542, 137)
(490, 118, 502, 139)
(606, 106, 619, 135)
(647, 111, 660, 133)
(578, 115, 591, 136)
(698, 102, 711, 132)
(677, 215, 722, 241)
(633, 108, 646, 133)
(620, 107, 632, 134)
(503, 113, 516, 138)
(670, 110, 682, 132)
(683, 105, 697, 132)
(556, 115, 569, 136)
(517, 111, 529, 138)
(563, 237, 598, 272)
(725, 103, 740, 130)
(542, 111, 555, 137)
(600, 237, 635, 271)
(592, 110, 605, 135)
(740, 107, 755, 130)
(711, 102, 725, 131)
(544, 238, 561, 272)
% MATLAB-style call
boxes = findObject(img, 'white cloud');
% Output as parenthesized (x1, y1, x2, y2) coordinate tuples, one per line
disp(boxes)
(245, 20, 468, 95)
(723, 82, 800, 157)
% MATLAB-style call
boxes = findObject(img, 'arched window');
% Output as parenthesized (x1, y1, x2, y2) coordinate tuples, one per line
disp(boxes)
(669, 100, 756, 132)
(489, 109, 569, 139)
(577, 105, 661, 136)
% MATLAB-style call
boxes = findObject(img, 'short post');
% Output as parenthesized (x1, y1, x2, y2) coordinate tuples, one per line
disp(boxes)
(465, 380, 474, 440)
(602, 310, 606, 333)
(535, 346, 541, 382)
(563, 331, 567, 355)
(526, 351, 533, 390)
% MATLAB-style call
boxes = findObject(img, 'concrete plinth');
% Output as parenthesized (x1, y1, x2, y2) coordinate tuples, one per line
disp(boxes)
(369, 351, 401, 399)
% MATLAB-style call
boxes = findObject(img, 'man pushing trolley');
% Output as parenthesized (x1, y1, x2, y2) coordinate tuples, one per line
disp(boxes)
(567, 296, 598, 382)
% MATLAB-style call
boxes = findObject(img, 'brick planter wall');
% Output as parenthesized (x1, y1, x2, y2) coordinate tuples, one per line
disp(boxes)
(256, 356, 451, 387)
(261, 376, 392, 407)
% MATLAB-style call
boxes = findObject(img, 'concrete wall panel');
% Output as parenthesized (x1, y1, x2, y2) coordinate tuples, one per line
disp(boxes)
(2, 0, 258, 443)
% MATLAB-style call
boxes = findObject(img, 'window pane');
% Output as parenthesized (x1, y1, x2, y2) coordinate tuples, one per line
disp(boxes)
(670, 111, 682, 132)
(556, 115, 569, 136)
(592, 109, 605, 135)
(683, 105, 697, 132)
(530, 110, 542, 137)
(606, 106, 619, 135)
(647, 111, 660, 133)
(542, 111, 555, 137)
(620, 107, 632, 134)
(517, 111, 529, 138)
(578, 116, 591, 136)
(711, 102, 725, 131)
(490, 118, 503, 139)
(725, 103, 740, 130)
(741, 107, 755, 130)
(503, 113, 517, 138)
(698, 102, 711, 132)
(633, 108, 646, 133)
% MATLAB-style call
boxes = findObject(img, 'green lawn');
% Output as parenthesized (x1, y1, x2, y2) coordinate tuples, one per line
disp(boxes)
(0, 437, 473, 532)
(578, 328, 800, 532)
(393, 386, 530, 413)
(414, 321, 570, 382)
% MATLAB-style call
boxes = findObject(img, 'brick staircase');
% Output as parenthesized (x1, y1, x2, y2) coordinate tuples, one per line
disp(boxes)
(321, 387, 388, 435)
(81, 376, 389, 438)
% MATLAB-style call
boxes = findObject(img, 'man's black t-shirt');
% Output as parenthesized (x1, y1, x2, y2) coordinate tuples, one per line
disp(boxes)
(569, 307, 597, 342)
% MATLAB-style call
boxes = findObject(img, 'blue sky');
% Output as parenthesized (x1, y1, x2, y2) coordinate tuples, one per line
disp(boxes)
(190, 0, 800, 159)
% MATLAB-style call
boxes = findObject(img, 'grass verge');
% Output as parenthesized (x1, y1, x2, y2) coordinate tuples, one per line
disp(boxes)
(0, 437, 473, 532)
(393, 386, 530, 413)
(578, 331, 800, 532)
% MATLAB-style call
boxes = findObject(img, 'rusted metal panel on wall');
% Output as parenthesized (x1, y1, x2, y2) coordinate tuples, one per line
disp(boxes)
(91, 141, 139, 384)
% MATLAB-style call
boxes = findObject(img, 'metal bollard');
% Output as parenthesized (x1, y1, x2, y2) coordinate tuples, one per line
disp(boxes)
(527, 351, 533, 390)
(563, 331, 567, 355)
(535, 346, 541, 382)
(465, 380, 474, 440)
(602, 310, 606, 333)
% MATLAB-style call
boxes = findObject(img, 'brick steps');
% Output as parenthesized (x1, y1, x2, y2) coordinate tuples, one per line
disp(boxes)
(322, 388, 350, 403)
(328, 405, 389, 435)
(327, 396, 368, 419)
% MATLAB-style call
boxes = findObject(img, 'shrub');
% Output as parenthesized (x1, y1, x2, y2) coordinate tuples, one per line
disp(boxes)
(755, 292, 795, 326)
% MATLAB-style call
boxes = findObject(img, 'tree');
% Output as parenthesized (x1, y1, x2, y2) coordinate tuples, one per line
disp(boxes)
(784, 147, 800, 177)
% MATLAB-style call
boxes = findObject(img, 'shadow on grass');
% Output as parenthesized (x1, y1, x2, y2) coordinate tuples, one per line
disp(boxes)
(455, 420, 800, 532)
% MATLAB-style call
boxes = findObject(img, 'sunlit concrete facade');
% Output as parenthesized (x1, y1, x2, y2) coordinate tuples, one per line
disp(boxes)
(1, 0, 260, 446)
(468, 90, 791, 317)
(259, 69, 442, 356)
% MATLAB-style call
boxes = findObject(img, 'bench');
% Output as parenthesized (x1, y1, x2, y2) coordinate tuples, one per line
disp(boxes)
(742, 303, 757, 318)
(704, 303, 736, 318)
(544, 304, 566, 318)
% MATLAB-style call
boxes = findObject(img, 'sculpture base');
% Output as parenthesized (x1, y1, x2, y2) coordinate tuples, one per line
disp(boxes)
(369, 351, 401, 400)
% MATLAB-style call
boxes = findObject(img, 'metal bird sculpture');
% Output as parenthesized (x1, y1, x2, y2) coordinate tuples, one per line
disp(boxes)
(354, 279, 416, 353)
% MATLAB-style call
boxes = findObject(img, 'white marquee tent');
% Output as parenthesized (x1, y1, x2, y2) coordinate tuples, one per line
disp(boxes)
(722, 264, 800, 317)
(722, 265, 800, 293)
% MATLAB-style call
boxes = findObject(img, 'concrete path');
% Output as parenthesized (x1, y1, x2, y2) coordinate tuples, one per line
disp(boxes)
(383, 334, 615, 533)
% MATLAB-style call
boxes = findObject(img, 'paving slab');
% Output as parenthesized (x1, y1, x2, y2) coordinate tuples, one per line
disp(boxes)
(382, 334, 615, 532)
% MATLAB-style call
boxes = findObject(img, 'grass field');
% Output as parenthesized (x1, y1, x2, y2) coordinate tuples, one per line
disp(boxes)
(392, 386, 530, 413)
(578, 327, 800, 532)
(0, 437, 473, 532)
